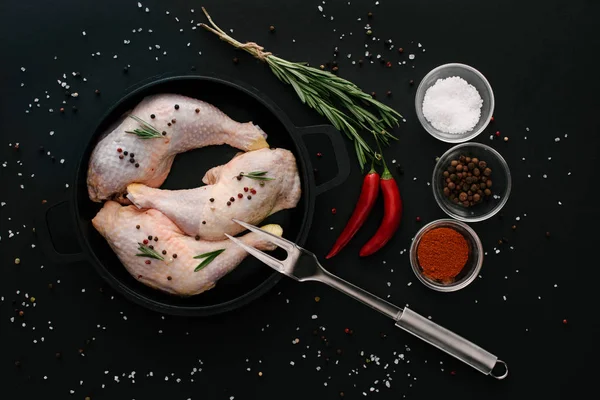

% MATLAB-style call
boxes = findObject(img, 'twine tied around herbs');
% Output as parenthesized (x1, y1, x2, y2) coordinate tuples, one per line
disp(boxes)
(200, 8, 273, 62)
(239, 42, 272, 61)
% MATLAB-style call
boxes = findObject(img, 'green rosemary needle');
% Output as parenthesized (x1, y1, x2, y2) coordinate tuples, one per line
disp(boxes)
(193, 249, 226, 271)
(125, 115, 164, 139)
(135, 243, 165, 261)
(238, 171, 275, 181)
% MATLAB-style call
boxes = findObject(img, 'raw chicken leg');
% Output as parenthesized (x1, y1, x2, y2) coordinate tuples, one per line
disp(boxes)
(92, 201, 282, 296)
(87, 94, 269, 203)
(126, 148, 301, 240)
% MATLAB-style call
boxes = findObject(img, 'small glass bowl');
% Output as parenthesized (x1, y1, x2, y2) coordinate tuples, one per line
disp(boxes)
(409, 219, 483, 292)
(433, 142, 511, 222)
(415, 63, 494, 143)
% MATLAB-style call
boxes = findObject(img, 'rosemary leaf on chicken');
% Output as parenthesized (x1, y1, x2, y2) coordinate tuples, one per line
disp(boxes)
(125, 115, 164, 139)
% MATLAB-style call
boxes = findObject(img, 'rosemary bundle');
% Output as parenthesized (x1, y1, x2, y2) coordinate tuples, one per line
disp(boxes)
(200, 8, 402, 170)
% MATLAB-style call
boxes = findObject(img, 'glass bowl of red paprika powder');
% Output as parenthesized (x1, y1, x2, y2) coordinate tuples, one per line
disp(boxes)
(409, 219, 483, 292)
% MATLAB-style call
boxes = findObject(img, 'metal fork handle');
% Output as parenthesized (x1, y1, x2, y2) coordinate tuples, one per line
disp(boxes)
(317, 269, 507, 379)
(396, 307, 507, 379)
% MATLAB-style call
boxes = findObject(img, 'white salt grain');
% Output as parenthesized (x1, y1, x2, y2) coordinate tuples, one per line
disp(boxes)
(422, 76, 483, 134)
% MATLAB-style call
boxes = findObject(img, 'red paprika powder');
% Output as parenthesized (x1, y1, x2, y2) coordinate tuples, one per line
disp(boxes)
(417, 227, 469, 282)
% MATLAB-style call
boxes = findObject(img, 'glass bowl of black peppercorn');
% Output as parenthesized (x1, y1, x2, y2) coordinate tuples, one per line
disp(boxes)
(432, 142, 511, 222)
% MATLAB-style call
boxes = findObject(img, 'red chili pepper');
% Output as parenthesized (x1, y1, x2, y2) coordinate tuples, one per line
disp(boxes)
(326, 166, 380, 259)
(359, 161, 402, 257)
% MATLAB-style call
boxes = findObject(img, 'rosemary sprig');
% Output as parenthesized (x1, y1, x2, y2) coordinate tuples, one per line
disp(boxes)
(193, 249, 225, 272)
(199, 7, 403, 171)
(238, 171, 275, 181)
(125, 115, 164, 139)
(136, 243, 165, 261)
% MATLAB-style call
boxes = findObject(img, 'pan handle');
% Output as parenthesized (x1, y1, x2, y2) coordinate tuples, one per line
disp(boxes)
(36, 200, 87, 264)
(296, 125, 351, 196)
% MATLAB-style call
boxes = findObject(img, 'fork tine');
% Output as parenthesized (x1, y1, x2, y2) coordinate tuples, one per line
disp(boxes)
(225, 233, 284, 272)
(232, 219, 295, 252)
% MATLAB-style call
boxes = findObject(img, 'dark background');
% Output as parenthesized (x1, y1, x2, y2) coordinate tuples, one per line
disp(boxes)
(1, 0, 599, 399)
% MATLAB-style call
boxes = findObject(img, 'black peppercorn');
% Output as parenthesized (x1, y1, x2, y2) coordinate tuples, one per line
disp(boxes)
(174, 104, 179, 110)
(443, 154, 493, 208)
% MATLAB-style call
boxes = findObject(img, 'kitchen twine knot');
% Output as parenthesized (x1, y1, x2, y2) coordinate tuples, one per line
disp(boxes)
(239, 42, 272, 61)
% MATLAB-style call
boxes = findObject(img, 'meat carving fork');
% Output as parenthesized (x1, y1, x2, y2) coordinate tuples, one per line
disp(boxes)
(226, 219, 508, 379)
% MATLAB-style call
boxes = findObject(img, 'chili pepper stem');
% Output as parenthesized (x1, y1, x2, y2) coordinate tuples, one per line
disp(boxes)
(373, 131, 393, 179)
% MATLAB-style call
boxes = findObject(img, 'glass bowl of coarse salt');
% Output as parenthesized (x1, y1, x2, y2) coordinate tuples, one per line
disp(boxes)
(415, 63, 494, 143)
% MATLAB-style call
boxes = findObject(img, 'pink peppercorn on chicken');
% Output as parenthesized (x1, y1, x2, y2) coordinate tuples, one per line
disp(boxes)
(87, 94, 269, 203)
(92, 201, 282, 296)
(126, 148, 301, 240)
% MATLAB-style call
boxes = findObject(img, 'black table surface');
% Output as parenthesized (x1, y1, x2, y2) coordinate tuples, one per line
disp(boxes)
(2, 0, 599, 399)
